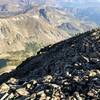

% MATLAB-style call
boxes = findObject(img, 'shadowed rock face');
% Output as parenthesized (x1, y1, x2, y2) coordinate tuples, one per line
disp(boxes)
(0, 29, 100, 99)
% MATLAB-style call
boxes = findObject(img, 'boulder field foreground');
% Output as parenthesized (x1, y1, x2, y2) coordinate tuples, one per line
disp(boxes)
(0, 29, 100, 99)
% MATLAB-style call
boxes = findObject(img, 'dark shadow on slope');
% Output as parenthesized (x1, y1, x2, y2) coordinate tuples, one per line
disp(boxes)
(0, 28, 100, 85)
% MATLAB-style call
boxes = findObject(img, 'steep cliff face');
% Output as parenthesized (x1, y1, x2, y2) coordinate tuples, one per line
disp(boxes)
(0, 29, 99, 99)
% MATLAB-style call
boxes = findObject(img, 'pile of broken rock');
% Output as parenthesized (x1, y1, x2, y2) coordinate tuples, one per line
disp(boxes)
(0, 29, 100, 99)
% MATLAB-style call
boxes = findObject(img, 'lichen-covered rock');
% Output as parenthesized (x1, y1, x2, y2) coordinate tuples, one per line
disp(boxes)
(89, 70, 97, 77)
(16, 88, 29, 96)
(7, 78, 18, 85)
(40, 92, 47, 100)
(0, 83, 10, 93)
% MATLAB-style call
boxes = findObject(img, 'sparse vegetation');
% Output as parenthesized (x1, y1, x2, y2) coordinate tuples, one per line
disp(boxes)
(25, 42, 43, 55)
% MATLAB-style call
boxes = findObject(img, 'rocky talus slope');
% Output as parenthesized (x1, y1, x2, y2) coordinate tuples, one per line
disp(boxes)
(0, 29, 100, 99)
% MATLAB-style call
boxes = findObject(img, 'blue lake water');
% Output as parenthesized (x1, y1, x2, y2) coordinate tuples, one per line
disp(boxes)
(0, 59, 8, 68)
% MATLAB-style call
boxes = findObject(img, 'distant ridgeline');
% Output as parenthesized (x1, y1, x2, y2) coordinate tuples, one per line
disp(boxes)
(0, 6, 32, 18)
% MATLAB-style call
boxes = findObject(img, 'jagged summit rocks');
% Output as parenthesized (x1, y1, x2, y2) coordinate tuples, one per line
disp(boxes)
(0, 29, 100, 99)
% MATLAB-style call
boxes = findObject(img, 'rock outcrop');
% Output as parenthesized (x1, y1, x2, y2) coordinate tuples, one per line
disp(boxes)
(0, 29, 100, 99)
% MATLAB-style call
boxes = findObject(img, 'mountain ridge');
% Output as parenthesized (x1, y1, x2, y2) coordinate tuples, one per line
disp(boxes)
(0, 3, 98, 75)
(0, 29, 100, 99)
(0, 6, 96, 54)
